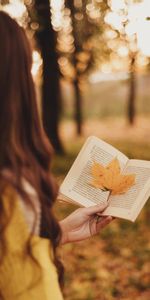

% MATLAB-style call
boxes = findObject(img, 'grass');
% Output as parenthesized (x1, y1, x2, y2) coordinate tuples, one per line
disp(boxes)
(61, 75, 150, 120)
(52, 130, 150, 300)
(54, 74, 150, 299)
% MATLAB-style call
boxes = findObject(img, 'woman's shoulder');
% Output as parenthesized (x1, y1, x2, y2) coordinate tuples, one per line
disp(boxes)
(0, 179, 31, 249)
(0, 176, 64, 300)
(0, 176, 19, 215)
(0, 169, 21, 204)
(0, 170, 41, 235)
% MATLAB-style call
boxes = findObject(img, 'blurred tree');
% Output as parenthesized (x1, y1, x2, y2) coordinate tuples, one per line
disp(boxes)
(105, 0, 144, 125)
(27, 0, 64, 153)
(128, 51, 137, 124)
(66, 0, 83, 135)
(58, 0, 109, 134)
(120, 17, 138, 125)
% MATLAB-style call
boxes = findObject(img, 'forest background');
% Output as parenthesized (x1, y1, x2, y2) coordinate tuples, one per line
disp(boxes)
(0, 0, 150, 299)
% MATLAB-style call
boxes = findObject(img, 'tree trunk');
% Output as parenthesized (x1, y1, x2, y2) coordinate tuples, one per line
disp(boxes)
(73, 78, 82, 135)
(34, 0, 63, 153)
(128, 55, 136, 125)
(67, 0, 83, 135)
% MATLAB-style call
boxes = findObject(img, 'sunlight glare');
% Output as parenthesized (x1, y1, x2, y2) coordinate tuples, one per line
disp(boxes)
(107, 0, 150, 57)
(105, 11, 123, 31)
(1, 0, 26, 22)
(118, 46, 129, 57)
(50, 0, 65, 31)
(109, 0, 126, 12)
(31, 51, 42, 77)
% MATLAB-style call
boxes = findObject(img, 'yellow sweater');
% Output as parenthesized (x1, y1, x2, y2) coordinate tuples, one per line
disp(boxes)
(0, 186, 63, 300)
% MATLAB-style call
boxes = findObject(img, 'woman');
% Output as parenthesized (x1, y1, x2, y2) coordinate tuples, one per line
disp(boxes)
(0, 11, 112, 300)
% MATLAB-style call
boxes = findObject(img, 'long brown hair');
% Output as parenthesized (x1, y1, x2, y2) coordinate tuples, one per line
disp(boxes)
(0, 11, 63, 289)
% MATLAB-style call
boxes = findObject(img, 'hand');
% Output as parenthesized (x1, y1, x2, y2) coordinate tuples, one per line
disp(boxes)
(59, 202, 113, 245)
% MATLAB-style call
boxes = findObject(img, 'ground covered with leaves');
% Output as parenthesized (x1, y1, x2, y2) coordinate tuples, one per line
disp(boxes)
(53, 119, 150, 300)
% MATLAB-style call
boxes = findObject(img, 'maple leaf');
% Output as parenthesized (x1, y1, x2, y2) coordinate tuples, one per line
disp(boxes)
(106, 158, 120, 175)
(91, 162, 106, 189)
(91, 162, 105, 178)
(91, 158, 135, 195)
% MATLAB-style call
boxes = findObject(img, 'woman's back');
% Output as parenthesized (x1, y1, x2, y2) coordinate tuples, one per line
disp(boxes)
(0, 182, 63, 300)
(0, 11, 64, 299)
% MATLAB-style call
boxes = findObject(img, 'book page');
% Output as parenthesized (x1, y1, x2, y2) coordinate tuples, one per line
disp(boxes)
(59, 136, 128, 207)
(57, 193, 80, 205)
(102, 159, 150, 221)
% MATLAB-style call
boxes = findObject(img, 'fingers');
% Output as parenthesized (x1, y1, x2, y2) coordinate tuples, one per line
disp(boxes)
(84, 201, 108, 216)
(96, 216, 113, 232)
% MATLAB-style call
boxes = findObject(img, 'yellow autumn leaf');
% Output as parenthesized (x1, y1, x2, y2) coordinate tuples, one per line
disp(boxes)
(91, 162, 105, 178)
(106, 158, 120, 175)
(111, 174, 135, 195)
(90, 158, 136, 195)
(90, 178, 104, 189)
(103, 170, 120, 191)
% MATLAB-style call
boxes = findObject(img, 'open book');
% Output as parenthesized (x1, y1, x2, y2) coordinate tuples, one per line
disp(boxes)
(59, 136, 150, 222)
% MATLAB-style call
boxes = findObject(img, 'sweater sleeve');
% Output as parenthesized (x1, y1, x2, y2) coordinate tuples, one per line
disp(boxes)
(0, 187, 63, 300)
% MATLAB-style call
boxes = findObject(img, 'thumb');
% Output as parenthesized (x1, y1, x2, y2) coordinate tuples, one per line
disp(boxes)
(84, 202, 108, 216)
